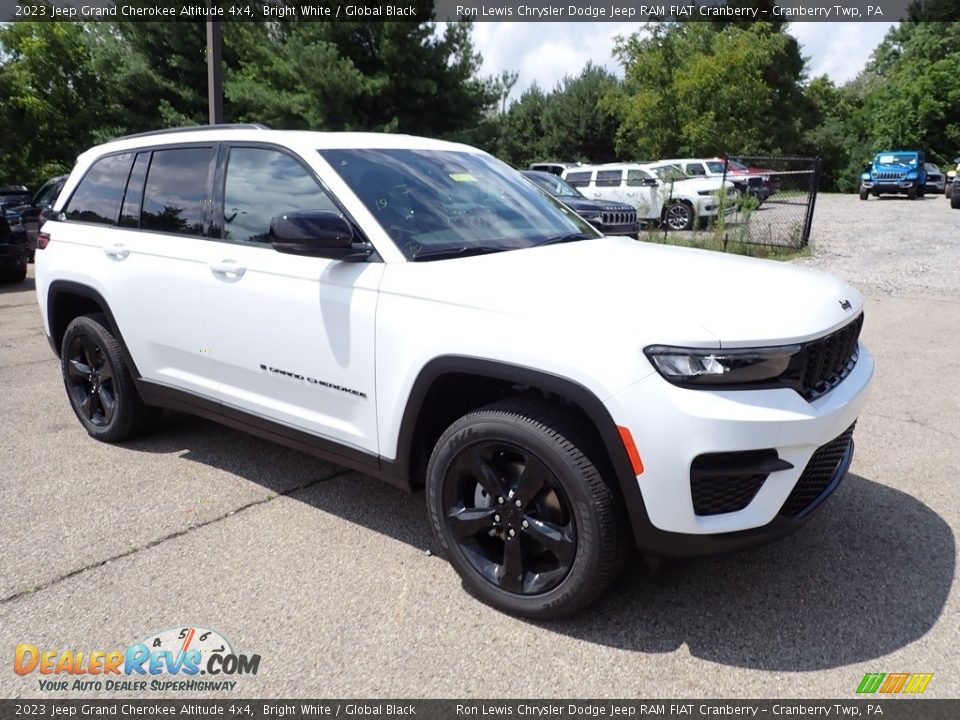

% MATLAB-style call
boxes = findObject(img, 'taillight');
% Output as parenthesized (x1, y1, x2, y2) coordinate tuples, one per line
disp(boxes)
(37, 208, 56, 250)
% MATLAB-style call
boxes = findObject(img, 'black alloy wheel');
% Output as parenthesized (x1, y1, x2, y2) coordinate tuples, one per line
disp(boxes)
(60, 313, 160, 442)
(65, 334, 116, 427)
(442, 441, 577, 596)
(427, 400, 628, 618)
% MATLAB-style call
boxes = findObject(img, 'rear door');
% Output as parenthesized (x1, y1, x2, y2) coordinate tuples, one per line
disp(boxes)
(200, 143, 382, 455)
(51, 147, 215, 394)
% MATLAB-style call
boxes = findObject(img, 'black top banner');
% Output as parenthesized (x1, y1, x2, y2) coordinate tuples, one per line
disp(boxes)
(0, 0, 916, 22)
(1, 700, 959, 720)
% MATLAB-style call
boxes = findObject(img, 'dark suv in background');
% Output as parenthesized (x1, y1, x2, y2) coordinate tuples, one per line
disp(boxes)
(7, 175, 67, 261)
(522, 170, 639, 236)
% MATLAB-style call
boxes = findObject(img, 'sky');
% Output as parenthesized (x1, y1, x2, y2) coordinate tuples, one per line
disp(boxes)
(470, 22, 897, 101)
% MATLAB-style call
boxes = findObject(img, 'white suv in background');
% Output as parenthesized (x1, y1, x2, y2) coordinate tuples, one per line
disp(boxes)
(36, 125, 873, 618)
(561, 162, 734, 230)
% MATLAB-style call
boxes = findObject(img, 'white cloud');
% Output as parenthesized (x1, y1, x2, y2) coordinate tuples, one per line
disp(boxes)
(469, 21, 898, 101)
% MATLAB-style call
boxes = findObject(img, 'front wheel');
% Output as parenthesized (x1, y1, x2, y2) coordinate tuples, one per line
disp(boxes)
(907, 186, 918, 200)
(859, 187, 869, 201)
(1, 259, 28, 283)
(663, 201, 694, 231)
(426, 400, 628, 619)
(952, 187, 960, 209)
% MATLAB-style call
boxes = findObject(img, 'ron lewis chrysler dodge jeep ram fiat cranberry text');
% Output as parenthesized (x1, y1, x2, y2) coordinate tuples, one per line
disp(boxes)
(35, 125, 874, 618)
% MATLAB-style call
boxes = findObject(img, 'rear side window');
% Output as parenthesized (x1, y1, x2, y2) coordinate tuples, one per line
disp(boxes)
(564, 172, 591, 187)
(222, 147, 338, 245)
(64, 153, 135, 225)
(595, 170, 622, 187)
(141, 147, 214, 236)
(685, 163, 706, 176)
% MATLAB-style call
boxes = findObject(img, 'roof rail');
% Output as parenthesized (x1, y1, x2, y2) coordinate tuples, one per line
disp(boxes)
(112, 123, 269, 141)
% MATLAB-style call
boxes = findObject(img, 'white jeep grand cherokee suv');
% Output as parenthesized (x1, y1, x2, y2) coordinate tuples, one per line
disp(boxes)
(35, 125, 873, 618)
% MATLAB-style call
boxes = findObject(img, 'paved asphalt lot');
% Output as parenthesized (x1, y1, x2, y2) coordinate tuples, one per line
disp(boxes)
(1, 193, 958, 699)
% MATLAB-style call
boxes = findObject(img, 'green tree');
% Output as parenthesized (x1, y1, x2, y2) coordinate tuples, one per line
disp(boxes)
(0, 20, 107, 187)
(606, 22, 808, 160)
(540, 63, 620, 163)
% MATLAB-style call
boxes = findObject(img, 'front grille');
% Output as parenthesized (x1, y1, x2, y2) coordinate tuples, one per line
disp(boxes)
(601, 210, 636, 226)
(798, 314, 863, 401)
(778, 424, 855, 517)
(690, 449, 787, 516)
(875, 171, 903, 180)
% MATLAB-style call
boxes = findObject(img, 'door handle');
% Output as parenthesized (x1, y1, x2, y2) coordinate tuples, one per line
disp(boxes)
(209, 259, 247, 279)
(103, 243, 129, 260)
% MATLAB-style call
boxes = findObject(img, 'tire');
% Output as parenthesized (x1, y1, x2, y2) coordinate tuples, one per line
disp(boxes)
(663, 201, 694, 231)
(2, 260, 28, 283)
(918, 185, 925, 197)
(859, 187, 869, 201)
(60, 313, 160, 442)
(907, 186, 917, 200)
(952, 187, 960, 209)
(426, 399, 629, 619)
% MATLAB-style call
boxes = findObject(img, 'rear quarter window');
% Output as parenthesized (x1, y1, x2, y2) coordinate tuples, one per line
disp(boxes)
(64, 153, 135, 225)
(564, 172, 591, 187)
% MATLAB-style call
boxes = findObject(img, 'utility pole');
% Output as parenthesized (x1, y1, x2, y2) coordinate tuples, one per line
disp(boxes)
(206, 19, 224, 125)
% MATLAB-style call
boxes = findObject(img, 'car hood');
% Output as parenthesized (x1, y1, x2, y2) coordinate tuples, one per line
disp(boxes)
(557, 197, 634, 213)
(383, 236, 863, 347)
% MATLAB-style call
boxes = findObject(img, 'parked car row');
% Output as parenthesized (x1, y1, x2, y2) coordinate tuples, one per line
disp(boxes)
(0, 176, 67, 282)
(526, 157, 778, 233)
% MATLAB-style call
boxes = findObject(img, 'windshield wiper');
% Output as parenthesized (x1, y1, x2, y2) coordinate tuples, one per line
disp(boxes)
(411, 245, 508, 262)
(538, 232, 595, 246)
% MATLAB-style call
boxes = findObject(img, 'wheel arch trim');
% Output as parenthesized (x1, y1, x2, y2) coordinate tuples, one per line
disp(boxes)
(390, 355, 651, 545)
(46, 280, 142, 378)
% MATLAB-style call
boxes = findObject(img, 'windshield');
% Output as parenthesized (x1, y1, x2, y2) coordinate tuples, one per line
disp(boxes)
(523, 172, 583, 199)
(647, 164, 688, 182)
(320, 149, 599, 260)
(876, 153, 918, 166)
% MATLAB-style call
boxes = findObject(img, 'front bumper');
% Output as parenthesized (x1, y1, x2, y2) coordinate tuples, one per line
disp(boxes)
(604, 342, 874, 555)
(861, 179, 919, 193)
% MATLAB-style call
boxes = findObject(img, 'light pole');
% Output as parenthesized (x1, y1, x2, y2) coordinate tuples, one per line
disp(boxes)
(206, 19, 224, 124)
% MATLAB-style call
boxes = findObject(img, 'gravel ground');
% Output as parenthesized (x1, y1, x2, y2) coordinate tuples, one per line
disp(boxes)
(0, 194, 958, 699)
(798, 192, 960, 299)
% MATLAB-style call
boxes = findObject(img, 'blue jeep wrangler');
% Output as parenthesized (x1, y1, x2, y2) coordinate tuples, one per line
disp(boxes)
(860, 150, 927, 200)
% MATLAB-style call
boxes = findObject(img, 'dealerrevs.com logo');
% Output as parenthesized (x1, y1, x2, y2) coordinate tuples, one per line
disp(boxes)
(14, 626, 261, 693)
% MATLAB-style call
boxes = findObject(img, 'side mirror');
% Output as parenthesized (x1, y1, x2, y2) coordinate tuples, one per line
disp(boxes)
(642, 177, 659, 187)
(269, 210, 373, 261)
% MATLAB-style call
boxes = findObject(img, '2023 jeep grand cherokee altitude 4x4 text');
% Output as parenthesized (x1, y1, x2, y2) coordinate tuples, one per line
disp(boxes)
(35, 126, 874, 618)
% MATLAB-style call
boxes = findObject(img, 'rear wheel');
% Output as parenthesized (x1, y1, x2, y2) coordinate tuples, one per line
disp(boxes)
(61, 313, 160, 442)
(426, 399, 628, 619)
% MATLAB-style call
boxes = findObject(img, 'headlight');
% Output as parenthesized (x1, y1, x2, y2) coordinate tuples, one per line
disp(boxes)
(579, 211, 602, 220)
(906, 170, 918, 179)
(644, 344, 801, 387)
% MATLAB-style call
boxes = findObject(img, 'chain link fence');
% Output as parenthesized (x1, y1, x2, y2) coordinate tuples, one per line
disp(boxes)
(646, 156, 822, 253)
